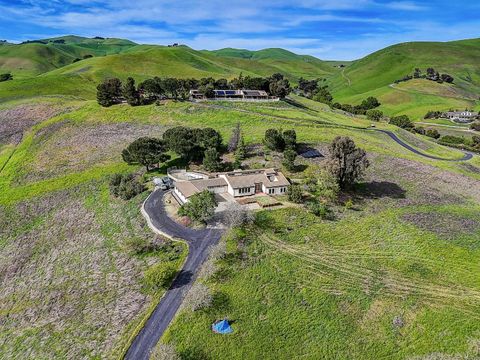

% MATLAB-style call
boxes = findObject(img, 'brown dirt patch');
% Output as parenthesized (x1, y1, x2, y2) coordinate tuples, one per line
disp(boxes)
(402, 212, 480, 240)
(0, 185, 158, 359)
(364, 154, 480, 207)
(19, 122, 166, 184)
(0, 104, 70, 145)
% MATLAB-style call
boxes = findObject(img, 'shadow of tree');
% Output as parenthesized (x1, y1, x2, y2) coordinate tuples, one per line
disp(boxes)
(170, 269, 194, 289)
(355, 181, 407, 199)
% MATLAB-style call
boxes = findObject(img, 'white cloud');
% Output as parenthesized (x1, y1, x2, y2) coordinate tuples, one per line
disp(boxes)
(385, 1, 428, 11)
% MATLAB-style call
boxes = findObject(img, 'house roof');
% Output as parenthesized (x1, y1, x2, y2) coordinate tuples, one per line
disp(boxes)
(222, 169, 289, 189)
(242, 90, 268, 97)
(446, 111, 478, 117)
(175, 177, 227, 198)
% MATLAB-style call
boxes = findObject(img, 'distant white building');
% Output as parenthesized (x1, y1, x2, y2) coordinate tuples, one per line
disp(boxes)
(189, 89, 276, 101)
(444, 111, 478, 123)
(173, 168, 289, 204)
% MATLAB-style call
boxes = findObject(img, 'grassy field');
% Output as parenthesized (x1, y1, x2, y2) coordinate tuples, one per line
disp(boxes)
(0, 89, 478, 359)
(164, 152, 480, 359)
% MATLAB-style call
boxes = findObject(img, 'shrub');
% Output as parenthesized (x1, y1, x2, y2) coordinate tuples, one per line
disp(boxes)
(282, 148, 297, 171)
(439, 135, 465, 145)
(389, 115, 414, 130)
(414, 127, 426, 135)
(222, 202, 254, 228)
(307, 201, 333, 219)
(124, 237, 149, 254)
(287, 184, 303, 203)
(178, 190, 217, 223)
(264, 128, 285, 152)
(426, 128, 440, 139)
(143, 262, 178, 292)
(316, 169, 340, 203)
(203, 147, 222, 172)
(183, 283, 213, 312)
(344, 199, 353, 210)
(283, 129, 297, 150)
(149, 343, 180, 360)
(471, 122, 480, 132)
(109, 173, 145, 200)
(326, 136, 369, 190)
(366, 109, 383, 121)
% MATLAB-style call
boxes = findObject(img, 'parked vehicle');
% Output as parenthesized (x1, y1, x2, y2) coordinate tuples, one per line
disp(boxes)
(153, 176, 174, 190)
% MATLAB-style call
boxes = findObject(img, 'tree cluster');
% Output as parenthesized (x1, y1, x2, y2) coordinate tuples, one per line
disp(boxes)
(296, 77, 333, 105)
(424, 110, 443, 119)
(264, 128, 297, 152)
(96, 72, 292, 107)
(163, 126, 222, 162)
(96, 78, 122, 107)
(178, 190, 218, 223)
(326, 136, 369, 190)
(395, 67, 454, 85)
(122, 137, 170, 171)
(109, 173, 145, 200)
(389, 115, 414, 130)
(287, 137, 367, 219)
(332, 96, 381, 115)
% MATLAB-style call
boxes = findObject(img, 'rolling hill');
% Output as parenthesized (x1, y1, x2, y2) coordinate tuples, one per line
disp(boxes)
(205, 47, 334, 78)
(0, 36, 137, 78)
(1, 35, 480, 119)
(1, 34, 480, 360)
(327, 38, 480, 119)
(0, 42, 335, 102)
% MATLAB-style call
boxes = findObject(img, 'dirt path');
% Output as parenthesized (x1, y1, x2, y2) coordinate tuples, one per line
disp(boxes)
(341, 68, 351, 86)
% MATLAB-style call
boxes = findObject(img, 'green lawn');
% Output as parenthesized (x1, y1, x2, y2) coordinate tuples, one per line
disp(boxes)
(165, 203, 480, 359)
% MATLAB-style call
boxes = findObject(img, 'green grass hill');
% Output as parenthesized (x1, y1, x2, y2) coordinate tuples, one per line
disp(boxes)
(0, 36, 137, 78)
(328, 38, 480, 119)
(0, 43, 335, 102)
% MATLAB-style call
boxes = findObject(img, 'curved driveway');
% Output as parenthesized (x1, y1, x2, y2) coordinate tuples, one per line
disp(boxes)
(125, 190, 223, 360)
(372, 129, 473, 161)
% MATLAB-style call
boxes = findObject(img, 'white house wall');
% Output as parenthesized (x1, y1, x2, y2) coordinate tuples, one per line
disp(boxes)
(174, 187, 188, 204)
(233, 187, 254, 197)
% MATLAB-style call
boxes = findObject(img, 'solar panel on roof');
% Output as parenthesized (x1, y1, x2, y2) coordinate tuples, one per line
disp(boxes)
(300, 149, 322, 158)
(225, 90, 236, 95)
(215, 90, 225, 96)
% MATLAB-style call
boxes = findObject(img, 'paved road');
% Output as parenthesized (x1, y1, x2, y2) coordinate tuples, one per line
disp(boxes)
(372, 129, 473, 161)
(125, 190, 223, 360)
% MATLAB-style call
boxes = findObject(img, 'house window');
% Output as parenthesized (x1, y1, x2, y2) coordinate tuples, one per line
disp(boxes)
(238, 187, 251, 194)
(268, 188, 274, 195)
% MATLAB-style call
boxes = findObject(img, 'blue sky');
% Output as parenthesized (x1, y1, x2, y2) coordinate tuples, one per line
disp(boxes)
(0, 0, 479, 60)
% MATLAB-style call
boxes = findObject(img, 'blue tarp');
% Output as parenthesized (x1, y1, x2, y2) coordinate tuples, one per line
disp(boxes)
(212, 319, 233, 334)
